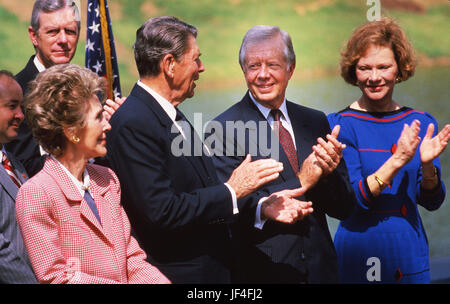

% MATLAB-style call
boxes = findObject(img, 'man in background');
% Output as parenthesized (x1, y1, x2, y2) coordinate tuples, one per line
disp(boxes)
(0, 70, 36, 283)
(7, 0, 122, 176)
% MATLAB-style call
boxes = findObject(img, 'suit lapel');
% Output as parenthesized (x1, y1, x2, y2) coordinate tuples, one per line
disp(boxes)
(87, 165, 115, 245)
(241, 94, 297, 181)
(132, 84, 213, 186)
(7, 151, 29, 184)
(43, 158, 113, 245)
(0, 165, 18, 200)
(287, 101, 311, 165)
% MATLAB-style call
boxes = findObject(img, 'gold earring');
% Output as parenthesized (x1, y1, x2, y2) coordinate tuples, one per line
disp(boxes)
(72, 135, 80, 143)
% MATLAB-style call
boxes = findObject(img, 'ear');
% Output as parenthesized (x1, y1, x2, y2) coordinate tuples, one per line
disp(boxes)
(28, 26, 39, 47)
(63, 126, 77, 143)
(287, 61, 296, 80)
(161, 53, 176, 79)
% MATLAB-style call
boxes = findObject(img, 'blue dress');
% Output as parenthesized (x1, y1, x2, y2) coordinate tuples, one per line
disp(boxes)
(328, 107, 446, 284)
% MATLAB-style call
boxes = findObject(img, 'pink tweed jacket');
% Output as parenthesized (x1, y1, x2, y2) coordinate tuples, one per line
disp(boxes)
(16, 157, 170, 284)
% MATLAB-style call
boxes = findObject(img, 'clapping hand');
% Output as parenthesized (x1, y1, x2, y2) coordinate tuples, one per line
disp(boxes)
(261, 187, 313, 224)
(298, 125, 346, 191)
(227, 154, 284, 199)
(420, 123, 450, 164)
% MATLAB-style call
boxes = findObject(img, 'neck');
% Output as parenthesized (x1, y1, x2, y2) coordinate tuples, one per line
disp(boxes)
(355, 94, 400, 113)
(140, 76, 181, 108)
(56, 149, 88, 181)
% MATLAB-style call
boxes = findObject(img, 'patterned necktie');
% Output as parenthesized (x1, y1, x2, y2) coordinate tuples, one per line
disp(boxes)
(2, 153, 22, 188)
(271, 109, 299, 174)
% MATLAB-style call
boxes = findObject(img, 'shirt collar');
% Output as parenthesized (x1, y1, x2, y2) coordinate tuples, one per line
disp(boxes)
(248, 91, 291, 123)
(137, 80, 177, 122)
(0, 146, 6, 162)
(50, 155, 90, 196)
(33, 55, 46, 73)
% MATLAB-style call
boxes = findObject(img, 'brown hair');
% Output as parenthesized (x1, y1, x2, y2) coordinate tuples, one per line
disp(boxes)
(25, 64, 106, 156)
(340, 17, 416, 86)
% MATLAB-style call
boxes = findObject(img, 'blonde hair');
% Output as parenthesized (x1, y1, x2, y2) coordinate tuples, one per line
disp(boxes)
(25, 64, 106, 156)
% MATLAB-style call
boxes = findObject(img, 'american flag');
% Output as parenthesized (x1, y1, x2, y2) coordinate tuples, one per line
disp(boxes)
(85, 0, 121, 100)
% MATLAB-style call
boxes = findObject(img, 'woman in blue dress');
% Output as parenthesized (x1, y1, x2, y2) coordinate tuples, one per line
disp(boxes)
(328, 18, 450, 283)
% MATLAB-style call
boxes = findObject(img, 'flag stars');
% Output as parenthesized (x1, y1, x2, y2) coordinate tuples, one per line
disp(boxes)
(85, 39, 95, 52)
(92, 61, 102, 74)
(89, 21, 100, 35)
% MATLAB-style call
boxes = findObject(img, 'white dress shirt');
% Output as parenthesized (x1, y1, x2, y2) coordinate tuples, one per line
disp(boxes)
(50, 155, 91, 197)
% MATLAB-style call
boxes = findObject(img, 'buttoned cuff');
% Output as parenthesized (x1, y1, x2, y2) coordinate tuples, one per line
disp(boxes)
(224, 183, 239, 215)
(254, 197, 268, 230)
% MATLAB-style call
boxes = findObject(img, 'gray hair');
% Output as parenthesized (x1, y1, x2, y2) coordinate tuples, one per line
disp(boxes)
(239, 25, 296, 70)
(133, 16, 198, 78)
(30, 0, 81, 33)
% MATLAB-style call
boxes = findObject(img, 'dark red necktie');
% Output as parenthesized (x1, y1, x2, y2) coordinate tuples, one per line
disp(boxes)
(271, 109, 299, 174)
(2, 153, 22, 188)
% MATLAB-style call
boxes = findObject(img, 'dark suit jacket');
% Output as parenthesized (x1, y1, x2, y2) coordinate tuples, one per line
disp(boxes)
(5, 55, 45, 177)
(0, 150, 36, 283)
(209, 92, 356, 283)
(106, 84, 260, 283)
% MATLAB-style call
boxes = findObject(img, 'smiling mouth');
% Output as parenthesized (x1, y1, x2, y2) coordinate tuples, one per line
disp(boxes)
(257, 84, 274, 91)
(367, 85, 385, 91)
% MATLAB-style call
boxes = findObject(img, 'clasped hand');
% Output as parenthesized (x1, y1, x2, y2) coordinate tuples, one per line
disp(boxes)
(227, 155, 313, 224)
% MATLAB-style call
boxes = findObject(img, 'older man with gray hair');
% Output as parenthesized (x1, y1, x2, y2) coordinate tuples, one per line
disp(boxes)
(7, 0, 122, 177)
(209, 25, 357, 283)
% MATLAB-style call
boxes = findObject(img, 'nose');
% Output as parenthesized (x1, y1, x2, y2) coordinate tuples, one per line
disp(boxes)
(15, 106, 24, 122)
(57, 30, 68, 44)
(368, 68, 381, 82)
(197, 59, 205, 73)
(257, 64, 270, 79)
(103, 118, 112, 133)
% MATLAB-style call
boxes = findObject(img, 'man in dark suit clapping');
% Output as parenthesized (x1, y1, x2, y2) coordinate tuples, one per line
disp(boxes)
(208, 25, 357, 283)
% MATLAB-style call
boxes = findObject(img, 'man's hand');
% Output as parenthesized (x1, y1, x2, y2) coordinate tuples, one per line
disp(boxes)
(227, 154, 284, 199)
(103, 96, 127, 121)
(297, 125, 345, 190)
(261, 188, 313, 224)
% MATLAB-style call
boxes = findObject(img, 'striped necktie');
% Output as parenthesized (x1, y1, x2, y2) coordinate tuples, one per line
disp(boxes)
(271, 109, 299, 174)
(2, 153, 22, 188)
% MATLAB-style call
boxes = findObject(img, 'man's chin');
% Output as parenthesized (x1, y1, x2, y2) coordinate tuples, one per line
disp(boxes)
(50, 55, 73, 66)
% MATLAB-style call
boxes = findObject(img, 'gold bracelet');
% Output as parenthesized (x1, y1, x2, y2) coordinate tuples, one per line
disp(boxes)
(374, 175, 390, 189)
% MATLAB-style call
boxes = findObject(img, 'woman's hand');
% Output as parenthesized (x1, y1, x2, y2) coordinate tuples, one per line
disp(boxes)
(420, 123, 450, 164)
(392, 119, 421, 167)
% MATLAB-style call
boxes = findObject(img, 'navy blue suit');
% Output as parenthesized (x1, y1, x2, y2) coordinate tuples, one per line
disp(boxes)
(209, 92, 357, 283)
(106, 84, 261, 283)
